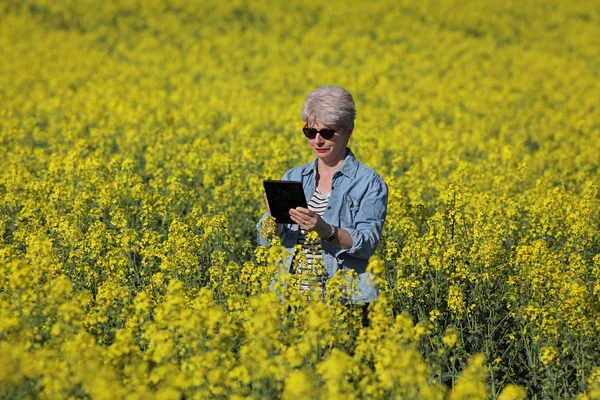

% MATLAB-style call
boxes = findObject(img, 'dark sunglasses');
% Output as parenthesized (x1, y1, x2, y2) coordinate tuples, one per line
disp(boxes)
(302, 125, 338, 140)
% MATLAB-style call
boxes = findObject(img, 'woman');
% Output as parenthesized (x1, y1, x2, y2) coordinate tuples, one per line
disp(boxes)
(257, 85, 388, 309)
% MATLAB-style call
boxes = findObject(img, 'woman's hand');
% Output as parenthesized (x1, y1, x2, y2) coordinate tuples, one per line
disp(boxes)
(289, 207, 330, 238)
(264, 192, 272, 214)
(262, 192, 283, 239)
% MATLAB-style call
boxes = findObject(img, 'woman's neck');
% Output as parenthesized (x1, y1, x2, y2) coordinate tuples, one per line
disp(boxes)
(317, 148, 348, 175)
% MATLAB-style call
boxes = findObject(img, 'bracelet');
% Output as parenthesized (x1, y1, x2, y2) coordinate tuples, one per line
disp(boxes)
(325, 225, 338, 243)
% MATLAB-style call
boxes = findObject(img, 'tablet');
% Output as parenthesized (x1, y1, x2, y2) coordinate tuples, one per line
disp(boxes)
(263, 180, 308, 224)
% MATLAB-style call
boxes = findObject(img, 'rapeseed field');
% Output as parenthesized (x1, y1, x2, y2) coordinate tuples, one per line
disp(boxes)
(1, 0, 599, 398)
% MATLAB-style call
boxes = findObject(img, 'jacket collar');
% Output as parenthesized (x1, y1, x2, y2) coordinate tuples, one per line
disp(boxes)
(302, 148, 358, 179)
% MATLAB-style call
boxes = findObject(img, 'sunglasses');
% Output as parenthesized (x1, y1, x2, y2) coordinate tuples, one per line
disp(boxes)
(302, 125, 338, 140)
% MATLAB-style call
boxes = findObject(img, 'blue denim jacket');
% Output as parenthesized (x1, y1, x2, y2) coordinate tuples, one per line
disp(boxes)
(257, 148, 388, 303)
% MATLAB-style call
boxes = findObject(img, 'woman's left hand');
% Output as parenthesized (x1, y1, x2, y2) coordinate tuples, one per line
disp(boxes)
(289, 207, 329, 236)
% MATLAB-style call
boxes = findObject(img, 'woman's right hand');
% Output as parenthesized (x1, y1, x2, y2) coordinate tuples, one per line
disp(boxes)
(264, 192, 272, 215)
(262, 192, 283, 239)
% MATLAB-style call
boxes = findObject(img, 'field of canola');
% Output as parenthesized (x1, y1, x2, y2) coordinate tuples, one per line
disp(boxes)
(1, 0, 600, 398)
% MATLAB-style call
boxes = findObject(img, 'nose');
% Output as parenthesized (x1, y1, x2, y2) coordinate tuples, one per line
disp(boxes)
(314, 133, 326, 143)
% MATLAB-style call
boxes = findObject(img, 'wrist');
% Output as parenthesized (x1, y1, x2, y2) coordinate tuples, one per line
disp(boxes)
(325, 225, 338, 243)
(317, 223, 332, 239)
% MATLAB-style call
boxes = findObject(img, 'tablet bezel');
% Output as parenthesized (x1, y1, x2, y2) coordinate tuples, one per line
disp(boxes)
(263, 180, 308, 224)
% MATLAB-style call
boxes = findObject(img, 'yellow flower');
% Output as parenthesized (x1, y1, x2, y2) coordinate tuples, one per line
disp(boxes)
(451, 353, 488, 400)
(498, 384, 527, 400)
(429, 309, 441, 323)
(442, 326, 458, 348)
(283, 369, 318, 399)
(1, 0, 599, 397)
(540, 346, 558, 366)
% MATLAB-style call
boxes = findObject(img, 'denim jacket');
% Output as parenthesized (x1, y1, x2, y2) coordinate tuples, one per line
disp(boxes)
(257, 148, 388, 303)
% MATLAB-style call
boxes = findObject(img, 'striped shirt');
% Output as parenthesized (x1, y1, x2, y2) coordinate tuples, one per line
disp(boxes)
(294, 188, 330, 294)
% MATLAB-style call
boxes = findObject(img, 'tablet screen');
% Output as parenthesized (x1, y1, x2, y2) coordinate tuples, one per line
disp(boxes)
(263, 180, 308, 224)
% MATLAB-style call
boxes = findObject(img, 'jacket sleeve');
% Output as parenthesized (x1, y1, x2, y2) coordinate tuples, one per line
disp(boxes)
(335, 174, 388, 261)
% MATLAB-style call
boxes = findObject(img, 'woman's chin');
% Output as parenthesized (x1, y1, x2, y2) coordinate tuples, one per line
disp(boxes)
(313, 148, 345, 163)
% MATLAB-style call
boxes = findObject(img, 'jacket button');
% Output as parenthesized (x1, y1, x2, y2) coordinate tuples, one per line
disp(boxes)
(323, 250, 328, 254)
(327, 206, 331, 210)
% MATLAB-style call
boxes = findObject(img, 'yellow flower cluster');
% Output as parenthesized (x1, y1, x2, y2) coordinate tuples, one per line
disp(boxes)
(1, 0, 599, 397)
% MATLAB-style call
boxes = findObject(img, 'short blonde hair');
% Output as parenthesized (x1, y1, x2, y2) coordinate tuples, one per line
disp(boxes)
(302, 85, 356, 133)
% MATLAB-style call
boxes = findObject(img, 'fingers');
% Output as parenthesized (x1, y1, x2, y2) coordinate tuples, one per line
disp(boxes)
(292, 207, 314, 217)
(289, 211, 307, 228)
(288, 208, 301, 221)
(289, 208, 310, 221)
(289, 212, 302, 225)
(289, 208, 320, 231)
(264, 192, 271, 214)
(288, 208, 302, 221)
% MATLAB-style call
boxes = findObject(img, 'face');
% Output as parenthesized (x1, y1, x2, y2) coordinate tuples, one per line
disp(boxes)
(304, 121, 350, 164)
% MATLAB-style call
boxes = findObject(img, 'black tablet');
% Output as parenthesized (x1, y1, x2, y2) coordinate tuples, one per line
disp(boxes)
(263, 180, 308, 224)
